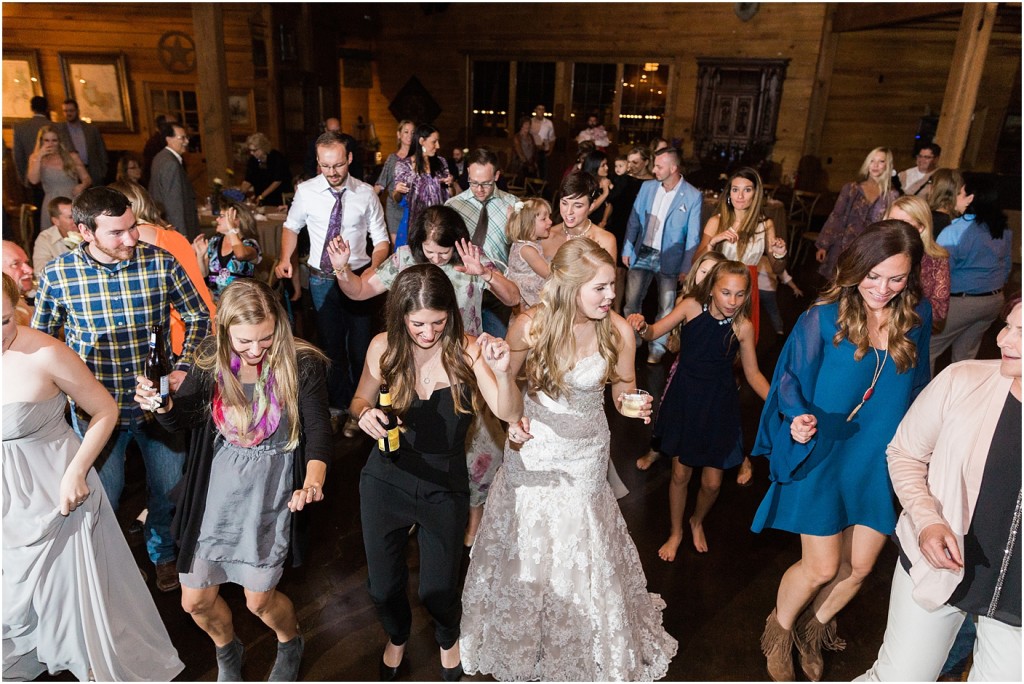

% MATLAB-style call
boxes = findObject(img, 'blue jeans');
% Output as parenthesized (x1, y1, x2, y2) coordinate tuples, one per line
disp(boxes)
(74, 414, 185, 564)
(309, 271, 374, 411)
(623, 246, 679, 355)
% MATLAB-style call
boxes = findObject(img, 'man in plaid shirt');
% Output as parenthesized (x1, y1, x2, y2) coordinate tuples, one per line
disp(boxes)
(32, 186, 210, 592)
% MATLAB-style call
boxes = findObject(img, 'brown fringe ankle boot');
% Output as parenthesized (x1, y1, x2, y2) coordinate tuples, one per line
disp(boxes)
(760, 609, 795, 682)
(793, 610, 847, 682)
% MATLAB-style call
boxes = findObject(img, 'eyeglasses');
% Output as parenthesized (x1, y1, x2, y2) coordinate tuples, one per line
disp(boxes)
(318, 161, 348, 172)
(173, 134, 189, 141)
(916, 154, 935, 160)
(468, 181, 495, 190)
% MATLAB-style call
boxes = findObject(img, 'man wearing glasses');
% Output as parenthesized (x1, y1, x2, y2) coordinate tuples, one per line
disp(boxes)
(148, 122, 199, 239)
(898, 142, 941, 198)
(445, 148, 518, 335)
(275, 131, 389, 435)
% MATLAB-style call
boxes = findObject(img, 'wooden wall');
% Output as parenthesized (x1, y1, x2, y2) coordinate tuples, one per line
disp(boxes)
(818, 11, 1021, 185)
(2, 2, 272, 179)
(354, 2, 830, 181)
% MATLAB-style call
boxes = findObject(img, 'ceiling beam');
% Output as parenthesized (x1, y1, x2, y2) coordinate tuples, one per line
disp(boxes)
(832, 2, 962, 32)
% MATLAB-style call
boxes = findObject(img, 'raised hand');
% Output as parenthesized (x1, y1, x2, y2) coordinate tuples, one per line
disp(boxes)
(477, 333, 511, 374)
(454, 238, 485, 276)
(325, 235, 352, 271)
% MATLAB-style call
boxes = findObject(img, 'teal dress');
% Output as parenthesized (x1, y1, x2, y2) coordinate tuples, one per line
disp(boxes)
(751, 300, 932, 536)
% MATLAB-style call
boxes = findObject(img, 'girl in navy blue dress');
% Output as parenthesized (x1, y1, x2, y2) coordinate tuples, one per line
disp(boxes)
(628, 260, 770, 562)
(752, 221, 931, 682)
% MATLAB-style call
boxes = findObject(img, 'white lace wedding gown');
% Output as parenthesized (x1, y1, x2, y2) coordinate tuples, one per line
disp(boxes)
(460, 353, 677, 681)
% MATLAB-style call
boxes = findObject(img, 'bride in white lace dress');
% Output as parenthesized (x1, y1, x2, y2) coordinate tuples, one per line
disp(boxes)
(460, 239, 678, 681)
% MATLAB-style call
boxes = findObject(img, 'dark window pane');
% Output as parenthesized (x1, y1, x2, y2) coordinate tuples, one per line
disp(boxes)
(471, 60, 510, 138)
(515, 62, 555, 122)
(619, 63, 668, 147)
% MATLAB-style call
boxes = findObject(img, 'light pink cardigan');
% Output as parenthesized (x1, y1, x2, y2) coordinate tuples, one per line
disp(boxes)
(887, 360, 1014, 610)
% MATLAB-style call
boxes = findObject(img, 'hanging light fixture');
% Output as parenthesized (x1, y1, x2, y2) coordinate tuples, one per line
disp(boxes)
(643, 62, 659, 72)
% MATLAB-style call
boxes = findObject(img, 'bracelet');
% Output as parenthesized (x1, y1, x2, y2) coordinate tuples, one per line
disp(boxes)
(358, 406, 370, 419)
(772, 251, 786, 259)
(332, 264, 351, 276)
(482, 270, 494, 283)
(226, 228, 240, 235)
(638, 321, 650, 339)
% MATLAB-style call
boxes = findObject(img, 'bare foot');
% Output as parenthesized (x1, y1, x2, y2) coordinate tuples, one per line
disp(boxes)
(690, 518, 708, 553)
(658, 533, 683, 562)
(636, 450, 661, 471)
(736, 457, 753, 486)
(383, 640, 406, 668)
(440, 641, 461, 668)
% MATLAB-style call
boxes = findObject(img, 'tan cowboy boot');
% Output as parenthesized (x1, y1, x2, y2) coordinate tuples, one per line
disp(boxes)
(793, 608, 847, 682)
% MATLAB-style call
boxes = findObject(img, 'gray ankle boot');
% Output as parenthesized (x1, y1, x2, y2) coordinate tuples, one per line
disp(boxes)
(215, 638, 244, 681)
(268, 634, 305, 681)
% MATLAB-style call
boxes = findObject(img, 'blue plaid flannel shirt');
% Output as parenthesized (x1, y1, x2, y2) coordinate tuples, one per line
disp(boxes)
(32, 242, 211, 427)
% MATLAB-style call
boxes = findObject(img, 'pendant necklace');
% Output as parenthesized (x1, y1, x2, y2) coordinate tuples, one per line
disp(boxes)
(420, 350, 443, 386)
(847, 346, 887, 421)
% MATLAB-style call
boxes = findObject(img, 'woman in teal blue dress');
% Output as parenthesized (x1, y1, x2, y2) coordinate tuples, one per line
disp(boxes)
(752, 220, 932, 682)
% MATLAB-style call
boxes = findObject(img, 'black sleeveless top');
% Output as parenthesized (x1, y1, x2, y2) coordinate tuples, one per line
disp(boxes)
(362, 383, 473, 494)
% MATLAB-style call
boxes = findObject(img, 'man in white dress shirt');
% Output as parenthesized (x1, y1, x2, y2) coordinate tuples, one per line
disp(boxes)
(275, 131, 389, 433)
(32, 196, 80, 273)
(529, 104, 556, 181)
(898, 142, 940, 198)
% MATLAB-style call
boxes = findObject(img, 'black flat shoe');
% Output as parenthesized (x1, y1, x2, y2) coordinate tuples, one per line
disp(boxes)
(440, 662, 464, 682)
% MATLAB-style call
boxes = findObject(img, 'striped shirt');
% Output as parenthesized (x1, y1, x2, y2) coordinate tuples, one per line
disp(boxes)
(32, 242, 211, 427)
(445, 187, 517, 270)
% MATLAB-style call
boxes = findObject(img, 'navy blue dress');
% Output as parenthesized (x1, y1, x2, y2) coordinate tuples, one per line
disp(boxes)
(751, 300, 932, 536)
(654, 305, 744, 470)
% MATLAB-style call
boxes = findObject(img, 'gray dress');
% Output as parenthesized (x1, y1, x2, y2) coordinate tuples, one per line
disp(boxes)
(180, 385, 295, 592)
(377, 152, 409, 236)
(2, 393, 184, 682)
(40, 163, 78, 213)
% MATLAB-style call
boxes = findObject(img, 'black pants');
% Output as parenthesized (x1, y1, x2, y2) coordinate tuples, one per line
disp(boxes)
(359, 471, 468, 649)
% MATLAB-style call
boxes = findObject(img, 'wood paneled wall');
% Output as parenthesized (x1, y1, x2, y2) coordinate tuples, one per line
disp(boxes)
(360, 2, 829, 181)
(2, 3, 269, 159)
(818, 14, 1020, 185)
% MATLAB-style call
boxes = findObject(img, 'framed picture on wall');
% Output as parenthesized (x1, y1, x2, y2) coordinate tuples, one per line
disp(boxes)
(58, 52, 135, 132)
(228, 90, 255, 133)
(2, 49, 44, 124)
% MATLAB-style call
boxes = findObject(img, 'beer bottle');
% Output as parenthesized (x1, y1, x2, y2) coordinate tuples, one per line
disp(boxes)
(377, 384, 400, 455)
(144, 324, 170, 409)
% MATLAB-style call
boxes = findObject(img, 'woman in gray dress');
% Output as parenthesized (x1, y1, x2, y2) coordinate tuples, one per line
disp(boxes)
(135, 278, 332, 681)
(2, 274, 183, 682)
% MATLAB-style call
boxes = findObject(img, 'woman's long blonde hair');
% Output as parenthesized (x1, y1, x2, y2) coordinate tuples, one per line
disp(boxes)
(814, 220, 924, 373)
(857, 147, 895, 201)
(194, 279, 325, 450)
(713, 167, 767, 261)
(109, 180, 170, 228)
(381, 264, 477, 415)
(928, 168, 964, 216)
(36, 125, 79, 181)
(886, 195, 948, 259)
(525, 238, 621, 399)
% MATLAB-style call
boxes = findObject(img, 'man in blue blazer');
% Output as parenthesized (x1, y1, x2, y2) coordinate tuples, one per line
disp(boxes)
(621, 147, 703, 363)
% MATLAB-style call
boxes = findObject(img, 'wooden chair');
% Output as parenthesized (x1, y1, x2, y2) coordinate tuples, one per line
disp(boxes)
(524, 177, 547, 198)
(17, 203, 37, 256)
(506, 176, 527, 197)
(787, 190, 822, 263)
(280, 192, 294, 207)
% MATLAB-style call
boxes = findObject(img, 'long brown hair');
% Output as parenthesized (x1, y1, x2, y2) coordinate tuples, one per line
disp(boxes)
(525, 238, 622, 399)
(814, 220, 924, 373)
(381, 264, 477, 415)
(712, 167, 767, 261)
(194, 279, 325, 450)
(690, 260, 753, 340)
(928, 168, 964, 216)
(108, 180, 170, 228)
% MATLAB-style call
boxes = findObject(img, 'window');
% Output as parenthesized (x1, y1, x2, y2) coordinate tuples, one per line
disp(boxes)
(471, 60, 510, 138)
(618, 63, 669, 146)
(571, 63, 616, 132)
(515, 62, 555, 122)
(148, 85, 201, 152)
